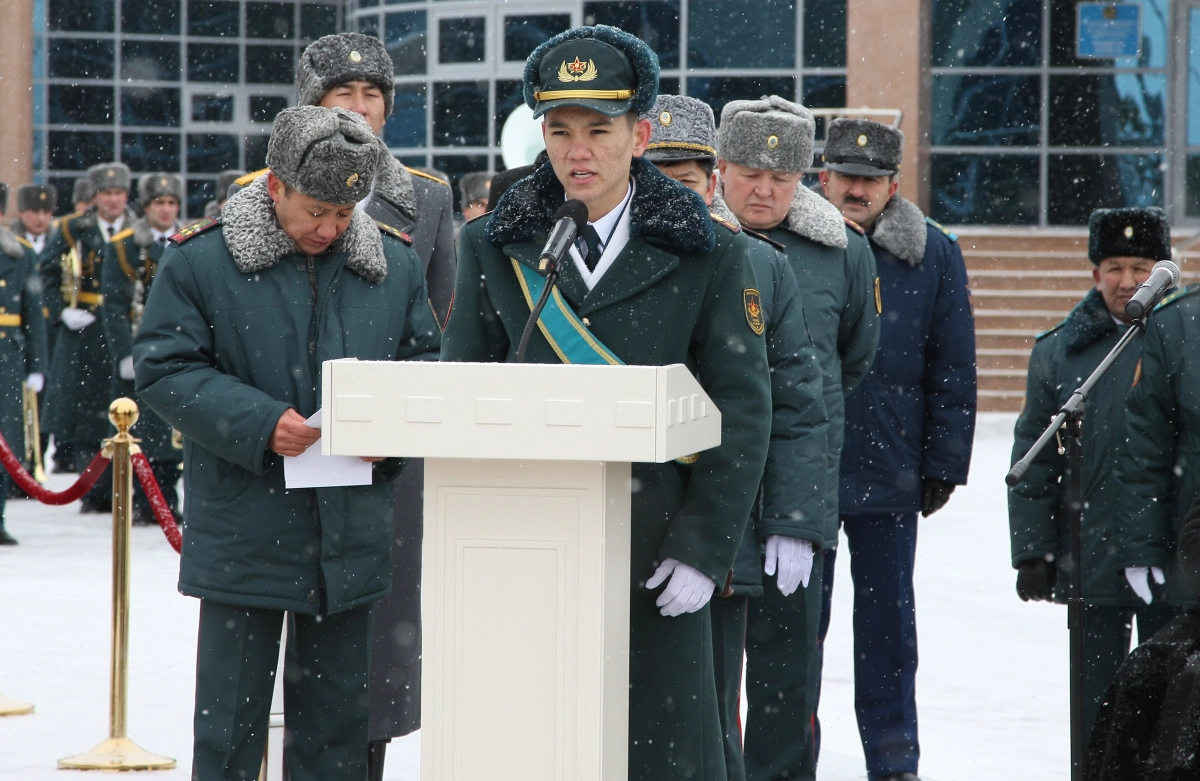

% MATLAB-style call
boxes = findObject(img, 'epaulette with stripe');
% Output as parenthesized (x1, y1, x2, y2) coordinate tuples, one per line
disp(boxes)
(743, 227, 786, 251)
(925, 217, 958, 242)
(14, 235, 32, 250)
(110, 227, 136, 242)
(405, 167, 449, 186)
(170, 217, 220, 244)
(376, 221, 413, 245)
(1154, 283, 1199, 311)
(234, 168, 268, 187)
(844, 217, 865, 236)
(709, 212, 741, 234)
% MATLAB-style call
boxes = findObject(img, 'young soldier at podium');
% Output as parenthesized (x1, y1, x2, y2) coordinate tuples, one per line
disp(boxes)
(132, 106, 441, 781)
(441, 25, 772, 781)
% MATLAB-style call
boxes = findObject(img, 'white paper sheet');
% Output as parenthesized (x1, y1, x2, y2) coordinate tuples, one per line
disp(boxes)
(283, 409, 373, 489)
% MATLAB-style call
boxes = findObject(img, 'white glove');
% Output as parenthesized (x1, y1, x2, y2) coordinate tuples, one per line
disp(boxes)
(60, 307, 95, 331)
(645, 558, 716, 617)
(24, 373, 44, 393)
(119, 355, 135, 381)
(1125, 566, 1166, 605)
(764, 535, 814, 596)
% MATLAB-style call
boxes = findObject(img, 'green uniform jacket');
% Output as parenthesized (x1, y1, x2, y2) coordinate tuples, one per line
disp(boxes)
(1116, 285, 1200, 606)
(39, 208, 131, 444)
(1009, 289, 1146, 605)
(101, 219, 180, 462)
(0, 227, 49, 455)
(133, 179, 441, 615)
(761, 187, 879, 546)
(442, 159, 771, 781)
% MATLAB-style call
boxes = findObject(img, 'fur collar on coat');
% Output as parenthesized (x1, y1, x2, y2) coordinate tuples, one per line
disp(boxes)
(870, 196, 927, 266)
(1061, 288, 1118, 354)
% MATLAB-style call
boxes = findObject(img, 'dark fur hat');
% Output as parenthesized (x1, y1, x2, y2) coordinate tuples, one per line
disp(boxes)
(523, 25, 659, 118)
(88, 162, 131, 194)
(266, 106, 381, 204)
(216, 170, 245, 201)
(297, 33, 395, 118)
(137, 173, 185, 206)
(643, 95, 717, 163)
(1088, 207, 1171, 265)
(72, 177, 95, 205)
(824, 118, 903, 176)
(17, 183, 58, 212)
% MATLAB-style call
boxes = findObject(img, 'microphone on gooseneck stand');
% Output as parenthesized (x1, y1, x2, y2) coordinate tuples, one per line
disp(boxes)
(515, 199, 590, 363)
(1125, 260, 1181, 320)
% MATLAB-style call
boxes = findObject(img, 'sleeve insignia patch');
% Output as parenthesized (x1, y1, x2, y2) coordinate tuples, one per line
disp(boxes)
(874, 277, 882, 314)
(744, 288, 765, 335)
(170, 217, 220, 244)
(376, 221, 414, 245)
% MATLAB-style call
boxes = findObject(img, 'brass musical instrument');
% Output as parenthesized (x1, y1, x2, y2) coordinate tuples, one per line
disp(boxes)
(130, 247, 149, 338)
(60, 242, 82, 309)
(22, 383, 46, 484)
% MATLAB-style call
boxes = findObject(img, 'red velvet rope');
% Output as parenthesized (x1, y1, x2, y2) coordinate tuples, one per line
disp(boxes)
(0, 430, 109, 505)
(131, 452, 182, 554)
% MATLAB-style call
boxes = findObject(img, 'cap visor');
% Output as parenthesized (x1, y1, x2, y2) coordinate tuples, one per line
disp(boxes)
(533, 97, 635, 119)
(643, 147, 716, 163)
(826, 160, 896, 177)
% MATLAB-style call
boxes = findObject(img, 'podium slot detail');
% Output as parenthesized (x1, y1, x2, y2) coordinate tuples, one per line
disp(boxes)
(614, 401, 654, 429)
(545, 399, 585, 427)
(476, 398, 515, 425)
(335, 395, 375, 422)
(405, 396, 444, 423)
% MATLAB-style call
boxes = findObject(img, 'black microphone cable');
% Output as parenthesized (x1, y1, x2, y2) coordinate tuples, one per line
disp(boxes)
(515, 199, 589, 363)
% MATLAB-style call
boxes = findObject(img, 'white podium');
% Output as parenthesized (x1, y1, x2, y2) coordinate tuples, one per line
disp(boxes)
(322, 360, 721, 781)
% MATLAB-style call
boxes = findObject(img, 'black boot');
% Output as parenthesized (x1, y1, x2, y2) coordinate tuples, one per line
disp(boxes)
(367, 740, 388, 781)
(0, 526, 17, 545)
(880, 774, 920, 781)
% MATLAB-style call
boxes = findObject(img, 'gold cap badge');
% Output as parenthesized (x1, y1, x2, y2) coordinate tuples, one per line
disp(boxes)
(39, 193, 47, 201)
(346, 173, 360, 187)
(766, 135, 779, 150)
(857, 134, 869, 147)
(1124, 226, 1134, 238)
(659, 111, 672, 126)
(349, 50, 362, 63)
(557, 57, 598, 83)
(107, 170, 115, 178)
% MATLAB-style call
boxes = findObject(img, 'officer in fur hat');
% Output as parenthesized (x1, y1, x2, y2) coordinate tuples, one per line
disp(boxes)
(13, 184, 58, 256)
(1011, 206, 1179, 740)
(715, 98, 879, 781)
(39, 162, 136, 512)
(133, 105, 440, 781)
(71, 177, 95, 217)
(443, 25, 771, 781)
(101, 173, 186, 526)
(815, 117, 976, 781)
(203, 169, 245, 218)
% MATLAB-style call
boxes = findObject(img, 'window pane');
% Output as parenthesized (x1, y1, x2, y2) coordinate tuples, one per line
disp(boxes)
(399, 154, 426, 169)
(803, 75, 845, 108)
(49, 0, 114, 32)
(246, 45, 296, 84)
(431, 154, 488, 214)
(932, 0, 1041, 67)
(386, 11, 427, 75)
(433, 81, 488, 146)
(930, 154, 1039, 224)
(245, 134, 271, 169)
(1187, 155, 1200, 217)
(122, 0, 179, 34)
(49, 177, 78, 214)
(1049, 74, 1165, 147)
(188, 0, 239, 36)
(439, 17, 486, 64)
(247, 2, 296, 39)
(188, 133, 240, 172)
(188, 43, 239, 82)
(1050, 0, 1168, 68)
(121, 87, 181, 126)
(360, 0, 379, 8)
(505, 15, 570, 62)
(358, 14, 379, 36)
(1192, 9, 1200, 146)
(583, 2, 680, 70)
(494, 79, 523, 143)
(187, 178, 215, 220)
(193, 94, 234, 122)
(250, 95, 288, 123)
(49, 38, 114, 79)
(1047, 154, 1162, 224)
(803, 0, 845, 67)
(301, 4, 340, 39)
(49, 131, 114, 170)
(932, 74, 1040, 146)
(688, 77, 796, 124)
(659, 77, 680, 95)
(689, 0, 795, 69)
(122, 41, 181, 81)
(384, 84, 427, 147)
(121, 132, 181, 171)
(49, 85, 114, 125)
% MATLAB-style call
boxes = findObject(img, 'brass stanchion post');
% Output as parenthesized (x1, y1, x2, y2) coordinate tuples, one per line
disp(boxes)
(0, 693, 33, 716)
(58, 398, 175, 771)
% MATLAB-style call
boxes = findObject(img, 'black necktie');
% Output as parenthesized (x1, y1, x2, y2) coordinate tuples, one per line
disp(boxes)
(582, 225, 603, 272)
(158, 236, 168, 249)
(106, 225, 114, 239)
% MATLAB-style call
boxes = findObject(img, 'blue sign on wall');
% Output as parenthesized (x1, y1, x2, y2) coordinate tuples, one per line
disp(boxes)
(1077, 3, 1142, 59)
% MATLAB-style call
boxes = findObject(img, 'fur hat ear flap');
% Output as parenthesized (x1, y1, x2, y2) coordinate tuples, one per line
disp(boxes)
(1088, 207, 1171, 265)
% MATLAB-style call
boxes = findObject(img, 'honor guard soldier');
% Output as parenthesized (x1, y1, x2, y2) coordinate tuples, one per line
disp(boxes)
(202, 169, 245, 219)
(642, 93, 831, 781)
(816, 118, 977, 781)
(716, 98, 879, 781)
(101, 173, 186, 526)
(0, 185, 49, 544)
(40, 162, 136, 512)
(458, 172, 492, 223)
(133, 106, 440, 781)
(12, 184, 57, 256)
(1010, 207, 1178, 738)
(71, 177, 95, 217)
(442, 26, 772, 781)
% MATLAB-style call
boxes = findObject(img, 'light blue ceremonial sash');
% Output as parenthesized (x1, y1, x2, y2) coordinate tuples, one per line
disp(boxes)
(510, 257, 625, 366)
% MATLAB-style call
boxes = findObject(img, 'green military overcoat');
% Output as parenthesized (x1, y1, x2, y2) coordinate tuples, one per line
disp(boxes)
(0, 227, 49, 455)
(133, 178, 441, 615)
(442, 158, 772, 781)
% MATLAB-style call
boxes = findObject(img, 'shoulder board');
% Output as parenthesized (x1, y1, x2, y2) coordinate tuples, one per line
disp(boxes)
(709, 212, 741, 234)
(405, 167, 449, 187)
(844, 217, 865, 236)
(1154, 283, 1200, 312)
(925, 216, 958, 242)
(742, 227, 786, 251)
(234, 168, 269, 187)
(14, 235, 32, 250)
(171, 217, 220, 244)
(376, 221, 413, 245)
(111, 227, 135, 242)
(464, 211, 491, 225)
(1035, 322, 1065, 342)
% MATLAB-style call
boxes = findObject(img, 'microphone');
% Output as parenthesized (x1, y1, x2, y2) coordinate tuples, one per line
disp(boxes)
(1125, 260, 1181, 319)
(537, 199, 589, 273)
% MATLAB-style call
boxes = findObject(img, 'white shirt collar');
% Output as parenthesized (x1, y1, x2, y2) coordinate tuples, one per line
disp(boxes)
(569, 180, 634, 290)
(151, 226, 173, 243)
(97, 214, 124, 240)
(25, 232, 46, 254)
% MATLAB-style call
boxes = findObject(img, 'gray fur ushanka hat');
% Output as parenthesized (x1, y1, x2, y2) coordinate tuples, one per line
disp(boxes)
(718, 95, 814, 174)
(643, 95, 717, 163)
(88, 162, 132, 194)
(297, 33, 396, 118)
(72, 177, 96, 205)
(1088, 207, 1171, 265)
(266, 106, 381, 204)
(17, 184, 57, 212)
(824, 118, 903, 177)
(524, 25, 659, 118)
(137, 173, 185, 206)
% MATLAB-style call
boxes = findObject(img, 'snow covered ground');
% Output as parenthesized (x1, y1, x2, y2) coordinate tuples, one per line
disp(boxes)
(0, 413, 1071, 780)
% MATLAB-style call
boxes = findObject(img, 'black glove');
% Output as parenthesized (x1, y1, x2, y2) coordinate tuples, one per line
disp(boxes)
(920, 478, 956, 517)
(1016, 559, 1057, 602)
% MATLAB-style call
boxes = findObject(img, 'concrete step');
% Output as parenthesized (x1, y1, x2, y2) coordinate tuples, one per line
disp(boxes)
(971, 289, 1083, 312)
(977, 369, 1028, 393)
(967, 270, 1094, 292)
(974, 310, 1064, 332)
(977, 348, 1032, 372)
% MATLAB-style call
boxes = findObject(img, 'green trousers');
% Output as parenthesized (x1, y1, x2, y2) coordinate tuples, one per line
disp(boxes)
(1081, 602, 1178, 736)
(192, 600, 373, 781)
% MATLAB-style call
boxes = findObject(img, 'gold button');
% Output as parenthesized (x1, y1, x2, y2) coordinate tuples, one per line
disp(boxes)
(857, 134, 869, 147)
(349, 50, 362, 63)
(1, 280, 8, 288)
(1124, 226, 1134, 238)
(582, 317, 591, 327)
(766, 135, 779, 150)
(659, 111, 672, 126)
(346, 173, 360, 187)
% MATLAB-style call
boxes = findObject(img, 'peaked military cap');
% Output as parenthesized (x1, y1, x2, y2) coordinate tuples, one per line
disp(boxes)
(87, 162, 132, 194)
(137, 173, 185, 206)
(525, 25, 659, 119)
(718, 95, 814, 174)
(266, 106, 381, 204)
(16, 183, 57, 212)
(297, 33, 395, 118)
(824, 118, 903, 177)
(643, 95, 717, 164)
(1088, 207, 1171, 265)
(216, 170, 245, 201)
(72, 177, 96, 205)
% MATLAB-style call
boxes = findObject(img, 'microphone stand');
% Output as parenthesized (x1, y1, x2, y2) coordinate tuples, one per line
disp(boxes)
(1006, 313, 1147, 781)
(514, 259, 562, 364)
